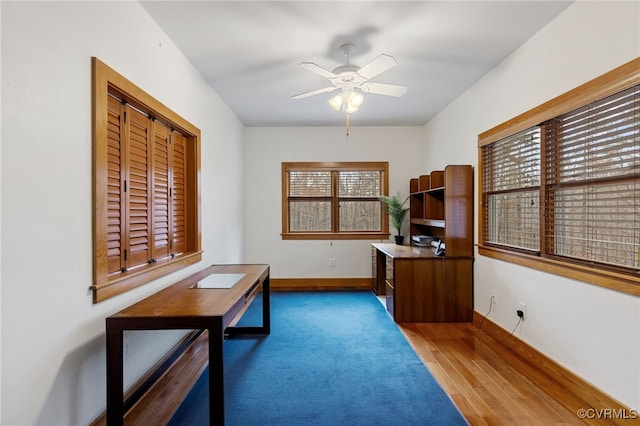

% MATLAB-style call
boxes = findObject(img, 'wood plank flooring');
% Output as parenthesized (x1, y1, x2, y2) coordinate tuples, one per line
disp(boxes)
(100, 308, 625, 425)
(398, 322, 600, 425)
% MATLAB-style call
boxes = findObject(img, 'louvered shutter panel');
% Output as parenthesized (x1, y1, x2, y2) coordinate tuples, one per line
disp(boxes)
(150, 121, 171, 261)
(124, 106, 150, 269)
(106, 96, 124, 274)
(171, 132, 187, 255)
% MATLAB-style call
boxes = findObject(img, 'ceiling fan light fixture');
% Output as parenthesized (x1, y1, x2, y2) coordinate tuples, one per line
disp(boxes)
(329, 90, 364, 114)
(328, 93, 344, 112)
(345, 103, 360, 114)
(347, 91, 364, 108)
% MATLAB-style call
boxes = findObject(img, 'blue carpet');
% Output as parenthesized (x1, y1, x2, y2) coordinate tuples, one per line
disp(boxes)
(169, 291, 467, 425)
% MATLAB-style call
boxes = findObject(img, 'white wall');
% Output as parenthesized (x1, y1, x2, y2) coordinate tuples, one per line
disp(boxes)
(1, 2, 245, 424)
(423, 1, 640, 409)
(3, 1, 637, 424)
(244, 126, 424, 278)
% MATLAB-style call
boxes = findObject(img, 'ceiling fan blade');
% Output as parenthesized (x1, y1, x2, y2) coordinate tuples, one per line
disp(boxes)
(360, 82, 408, 97)
(291, 86, 339, 100)
(356, 54, 398, 80)
(299, 62, 337, 79)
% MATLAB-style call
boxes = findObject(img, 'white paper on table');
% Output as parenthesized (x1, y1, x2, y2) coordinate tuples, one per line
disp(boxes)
(191, 273, 246, 289)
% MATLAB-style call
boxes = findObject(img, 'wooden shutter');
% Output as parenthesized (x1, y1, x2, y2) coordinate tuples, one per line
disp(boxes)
(150, 120, 171, 261)
(171, 132, 187, 255)
(93, 58, 203, 302)
(123, 106, 150, 269)
(106, 96, 124, 274)
(103, 100, 190, 270)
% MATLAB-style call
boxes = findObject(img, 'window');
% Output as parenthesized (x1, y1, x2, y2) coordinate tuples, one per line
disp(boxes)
(482, 127, 541, 252)
(282, 162, 389, 240)
(478, 58, 640, 295)
(92, 58, 201, 303)
(543, 87, 639, 270)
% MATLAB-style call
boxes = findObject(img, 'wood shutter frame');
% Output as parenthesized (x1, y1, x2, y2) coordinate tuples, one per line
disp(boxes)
(92, 57, 202, 303)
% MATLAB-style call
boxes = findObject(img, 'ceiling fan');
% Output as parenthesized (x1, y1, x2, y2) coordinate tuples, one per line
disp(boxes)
(292, 43, 408, 115)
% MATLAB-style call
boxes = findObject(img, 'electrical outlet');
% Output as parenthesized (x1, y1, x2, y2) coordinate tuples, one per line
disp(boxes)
(329, 257, 335, 267)
(491, 290, 497, 305)
(517, 302, 526, 320)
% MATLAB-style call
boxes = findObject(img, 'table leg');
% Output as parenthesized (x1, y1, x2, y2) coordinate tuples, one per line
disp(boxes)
(209, 321, 225, 425)
(106, 328, 124, 426)
(262, 274, 270, 334)
(225, 277, 271, 336)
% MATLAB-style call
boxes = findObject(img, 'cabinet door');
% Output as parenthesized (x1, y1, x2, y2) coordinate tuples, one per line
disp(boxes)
(371, 247, 386, 295)
(371, 246, 377, 288)
(385, 281, 394, 318)
(385, 255, 394, 316)
(393, 258, 473, 322)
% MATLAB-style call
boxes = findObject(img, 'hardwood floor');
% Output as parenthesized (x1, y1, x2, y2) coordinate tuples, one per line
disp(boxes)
(399, 322, 595, 425)
(99, 302, 629, 426)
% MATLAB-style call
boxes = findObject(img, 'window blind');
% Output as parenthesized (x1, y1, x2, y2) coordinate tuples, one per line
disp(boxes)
(338, 170, 382, 231)
(482, 126, 541, 251)
(544, 85, 639, 270)
(338, 170, 382, 197)
(288, 171, 332, 231)
(282, 163, 388, 238)
(288, 171, 332, 197)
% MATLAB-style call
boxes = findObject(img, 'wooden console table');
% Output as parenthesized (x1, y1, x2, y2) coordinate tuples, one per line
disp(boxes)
(106, 264, 270, 425)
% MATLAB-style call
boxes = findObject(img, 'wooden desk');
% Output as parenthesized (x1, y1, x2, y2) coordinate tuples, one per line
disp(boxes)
(372, 243, 472, 322)
(106, 264, 270, 425)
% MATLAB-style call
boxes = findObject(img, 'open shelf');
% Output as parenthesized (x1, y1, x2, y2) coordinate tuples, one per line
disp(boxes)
(410, 218, 445, 228)
(409, 165, 473, 257)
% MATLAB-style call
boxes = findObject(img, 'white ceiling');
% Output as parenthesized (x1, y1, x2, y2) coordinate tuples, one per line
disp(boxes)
(140, 1, 573, 127)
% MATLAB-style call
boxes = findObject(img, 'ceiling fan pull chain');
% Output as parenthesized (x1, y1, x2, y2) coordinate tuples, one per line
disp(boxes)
(346, 113, 351, 137)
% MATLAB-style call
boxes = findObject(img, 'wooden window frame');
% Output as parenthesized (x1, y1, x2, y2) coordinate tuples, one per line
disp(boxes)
(91, 57, 202, 303)
(281, 162, 389, 240)
(477, 57, 640, 296)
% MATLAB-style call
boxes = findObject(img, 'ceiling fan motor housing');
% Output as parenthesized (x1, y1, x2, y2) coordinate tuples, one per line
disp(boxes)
(330, 65, 366, 90)
(331, 64, 360, 75)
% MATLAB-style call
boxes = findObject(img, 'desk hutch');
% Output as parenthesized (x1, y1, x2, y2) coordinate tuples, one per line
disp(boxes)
(372, 165, 473, 322)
